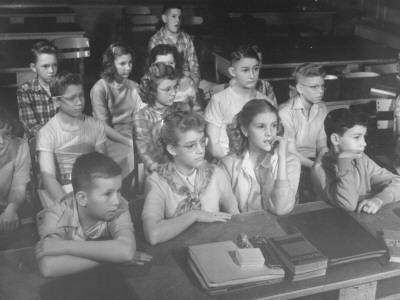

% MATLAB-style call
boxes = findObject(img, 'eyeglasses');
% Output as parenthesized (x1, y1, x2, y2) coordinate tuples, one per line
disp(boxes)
(175, 137, 208, 153)
(299, 83, 326, 91)
(158, 84, 180, 95)
(54, 93, 85, 103)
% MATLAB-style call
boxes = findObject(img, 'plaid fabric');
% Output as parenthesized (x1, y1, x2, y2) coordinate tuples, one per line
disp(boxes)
(148, 28, 200, 84)
(133, 105, 170, 172)
(17, 78, 57, 138)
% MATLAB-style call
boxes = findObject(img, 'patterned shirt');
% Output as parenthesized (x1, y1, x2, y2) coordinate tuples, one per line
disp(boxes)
(17, 77, 57, 138)
(37, 192, 134, 241)
(133, 105, 170, 173)
(148, 27, 200, 84)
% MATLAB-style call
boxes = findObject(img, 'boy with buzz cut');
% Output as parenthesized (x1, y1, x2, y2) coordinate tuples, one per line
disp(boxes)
(36, 152, 152, 278)
(204, 45, 275, 159)
(37, 72, 107, 203)
(17, 41, 58, 139)
(148, 1, 200, 87)
(311, 108, 400, 214)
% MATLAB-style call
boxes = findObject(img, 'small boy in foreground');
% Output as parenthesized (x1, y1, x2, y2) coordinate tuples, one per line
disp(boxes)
(36, 152, 152, 278)
(311, 108, 400, 214)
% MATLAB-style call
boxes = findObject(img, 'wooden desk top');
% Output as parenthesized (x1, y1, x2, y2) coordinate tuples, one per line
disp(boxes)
(121, 201, 400, 300)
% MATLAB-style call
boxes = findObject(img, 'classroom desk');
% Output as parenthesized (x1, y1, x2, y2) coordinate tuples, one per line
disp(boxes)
(0, 6, 76, 24)
(121, 201, 400, 300)
(209, 36, 398, 83)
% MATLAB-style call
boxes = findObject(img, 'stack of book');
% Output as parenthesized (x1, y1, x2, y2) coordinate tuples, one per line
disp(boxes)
(269, 233, 328, 281)
(187, 240, 285, 295)
(383, 229, 400, 263)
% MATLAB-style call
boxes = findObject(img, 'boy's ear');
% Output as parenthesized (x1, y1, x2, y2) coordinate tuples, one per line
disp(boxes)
(228, 66, 236, 78)
(295, 83, 303, 94)
(161, 14, 167, 23)
(330, 133, 340, 146)
(166, 144, 177, 156)
(76, 191, 87, 207)
(30, 63, 37, 73)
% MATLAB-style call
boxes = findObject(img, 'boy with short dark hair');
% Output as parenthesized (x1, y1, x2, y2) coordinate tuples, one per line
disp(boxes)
(17, 41, 58, 139)
(278, 63, 328, 168)
(37, 72, 107, 203)
(148, 1, 200, 87)
(204, 45, 275, 159)
(311, 108, 400, 213)
(36, 152, 151, 278)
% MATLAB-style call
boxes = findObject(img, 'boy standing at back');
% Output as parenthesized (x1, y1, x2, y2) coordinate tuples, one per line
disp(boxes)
(204, 46, 275, 159)
(36, 152, 151, 278)
(278, 63, 328, 169)
(312, 108, 400, 213)
(148, 2, 200, 87)
(17, 41, 58, 139)
(37, 72, 107, 203)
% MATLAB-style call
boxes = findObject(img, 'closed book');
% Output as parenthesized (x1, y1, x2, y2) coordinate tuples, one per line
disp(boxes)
(269, 233, 328, 274)
(288, 208, 387, 266)
(289, 268, 326, 281)
(188, 241, 284, 294)
(383, 229, 400, 263)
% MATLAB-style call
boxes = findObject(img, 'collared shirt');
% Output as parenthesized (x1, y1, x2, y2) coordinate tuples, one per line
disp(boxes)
(176, 169, 197, 193)
(148, 27, 200, 84)
(312, 151, 400, 212)
(17, 77, 58, 138)
(204, 87, 271, 154)
(278, 94, 327, 158)
(37, 193, 134, 241)
(132, 105, 170, 173)
(221, 150, 300, 214)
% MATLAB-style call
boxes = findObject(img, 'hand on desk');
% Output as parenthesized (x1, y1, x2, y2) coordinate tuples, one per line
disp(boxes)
(194, 211, 232, 223)
(357, 197, 383, 214)
(128, 251, 153, 266)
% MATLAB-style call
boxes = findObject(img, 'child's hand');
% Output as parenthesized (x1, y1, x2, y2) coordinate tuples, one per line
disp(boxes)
(195, 211, 232, 223)
(0, 204, 19, 232)
(271, 136, 287, 157)
(338, 150, 362, 160)
(356, 197, 383, 214)
(36, 237, 67, 260)
(316, 147, 329, 162)
(127, 251, 153, 265)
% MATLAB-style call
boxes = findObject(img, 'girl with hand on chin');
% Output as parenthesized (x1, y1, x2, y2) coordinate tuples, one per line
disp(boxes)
(221, 99, 300, 215)
(90, 43, 145, 194)
(142, 111, 239, 245)
(133, 62, 191, 174)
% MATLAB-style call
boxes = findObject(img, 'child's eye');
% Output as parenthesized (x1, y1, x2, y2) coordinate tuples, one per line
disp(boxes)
(184, 144, 196, 151)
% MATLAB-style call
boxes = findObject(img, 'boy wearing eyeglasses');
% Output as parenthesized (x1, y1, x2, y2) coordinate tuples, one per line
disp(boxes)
(278, 63, 328, 169)
(278, 63, 328, 202)
(37, 72, 107, 203)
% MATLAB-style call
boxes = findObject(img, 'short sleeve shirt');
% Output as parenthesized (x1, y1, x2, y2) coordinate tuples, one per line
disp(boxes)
(204, 87, 270, 151)
(37, 193, 134, 241)
(278, 95, 327, 159)
(36, 114, 107, 180)
(0, 138, 31, 206)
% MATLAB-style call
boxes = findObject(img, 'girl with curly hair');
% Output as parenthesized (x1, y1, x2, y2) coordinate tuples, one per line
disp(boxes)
(221, 99, 300, 214)
(133, 62, 191, 173)
(0, 106, 31, 232)
(90, 42, 144, 189)
(142, 111, 239, 245)
(149, 44, 203, 111)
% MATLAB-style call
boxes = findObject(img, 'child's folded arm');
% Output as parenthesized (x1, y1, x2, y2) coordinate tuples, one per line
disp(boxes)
(332, 157, 359, 211)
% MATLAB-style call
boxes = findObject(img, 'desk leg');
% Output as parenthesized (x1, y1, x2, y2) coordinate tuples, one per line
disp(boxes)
(338, 281, 377, 300)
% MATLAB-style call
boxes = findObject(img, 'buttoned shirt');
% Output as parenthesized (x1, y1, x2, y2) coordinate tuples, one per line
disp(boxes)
(17, 77, 58, 138)
(278, 95, 327, 159)
(221, 150, 300, 214)
(132, 105, 170, 172)
(37, 193, 134, 241)
(148, 27, 200, 84)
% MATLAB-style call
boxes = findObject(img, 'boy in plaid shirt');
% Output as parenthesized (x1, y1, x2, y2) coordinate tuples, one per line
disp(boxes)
(17, 41, 58, 139)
